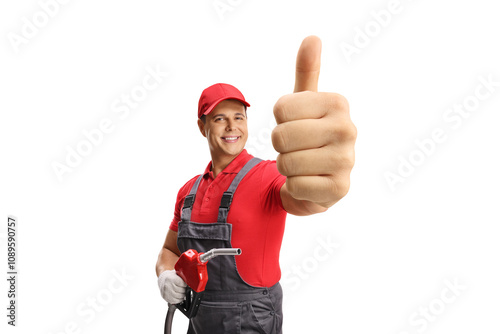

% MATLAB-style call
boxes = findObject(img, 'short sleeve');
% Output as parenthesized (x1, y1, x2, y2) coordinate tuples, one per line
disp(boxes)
(169, 188, 184, 232)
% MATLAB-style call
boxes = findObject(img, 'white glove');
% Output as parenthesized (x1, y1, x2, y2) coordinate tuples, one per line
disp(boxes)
(158, 269, 187, 304)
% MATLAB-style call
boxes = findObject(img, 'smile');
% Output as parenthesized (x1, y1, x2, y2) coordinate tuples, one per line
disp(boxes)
(221, 136, 240, 143)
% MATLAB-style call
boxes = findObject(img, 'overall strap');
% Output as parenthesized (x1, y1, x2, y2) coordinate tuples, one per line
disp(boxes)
(217, 157, 262, 223)
(180, 174, 203, 222)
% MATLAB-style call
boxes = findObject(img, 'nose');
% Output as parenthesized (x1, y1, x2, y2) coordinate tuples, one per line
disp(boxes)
(226, 119, 235, 131)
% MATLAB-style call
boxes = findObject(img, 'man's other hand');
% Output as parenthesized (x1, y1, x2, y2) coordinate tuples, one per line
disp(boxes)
(272, 35, 357, 209)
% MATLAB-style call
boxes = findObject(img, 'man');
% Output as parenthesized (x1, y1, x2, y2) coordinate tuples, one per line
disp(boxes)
(156, 35, 356, 333)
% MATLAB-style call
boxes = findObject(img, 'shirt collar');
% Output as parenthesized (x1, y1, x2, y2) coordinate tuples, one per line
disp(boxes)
(203, 149, 253, 179)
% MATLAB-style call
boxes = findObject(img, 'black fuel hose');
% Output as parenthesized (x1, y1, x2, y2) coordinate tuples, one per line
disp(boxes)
(164, 303, 176, 334)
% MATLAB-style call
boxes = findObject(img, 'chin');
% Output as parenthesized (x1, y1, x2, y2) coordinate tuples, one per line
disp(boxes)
(227, 148, 243, 156)
(223, 145, 244, 155)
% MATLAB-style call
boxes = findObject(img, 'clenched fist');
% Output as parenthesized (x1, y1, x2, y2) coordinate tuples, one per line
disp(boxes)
(272, 36, 357, 209)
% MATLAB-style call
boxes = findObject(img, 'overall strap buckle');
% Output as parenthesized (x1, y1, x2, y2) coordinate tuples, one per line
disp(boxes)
(183, 194, 195, 209)
(217, 157, 262, 223)
(219, 192, 233, 209)
(180, 175, 204, 222)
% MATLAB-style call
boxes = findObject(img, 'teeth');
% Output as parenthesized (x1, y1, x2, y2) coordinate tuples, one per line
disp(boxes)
(224, 137, 238, 140)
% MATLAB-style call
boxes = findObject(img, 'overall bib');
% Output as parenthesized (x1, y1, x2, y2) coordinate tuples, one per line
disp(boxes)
(177, 158, 283, 334)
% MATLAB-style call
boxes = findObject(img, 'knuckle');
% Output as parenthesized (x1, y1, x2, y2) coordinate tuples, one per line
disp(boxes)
(332, 177, 350, 199)
(276, 153, 293, 176)
(273, 94, 292, 122)
(349, 122, 358, 141)
(334, 93, 350, 111)
(271, 125, 287, 152)
(336, 119, 357, 143)
(332, 146, 355, 170)
(340, 180, 351, 198)
(323, 93, 349, 112)
(344, 149, 355, 168)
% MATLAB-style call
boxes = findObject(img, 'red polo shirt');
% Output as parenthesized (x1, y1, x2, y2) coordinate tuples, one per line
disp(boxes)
(169, 150, 287, 287)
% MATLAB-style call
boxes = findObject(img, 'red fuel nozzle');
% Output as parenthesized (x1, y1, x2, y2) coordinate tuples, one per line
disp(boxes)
(173, 248, 242, 319)
(174, 248, 241, 293)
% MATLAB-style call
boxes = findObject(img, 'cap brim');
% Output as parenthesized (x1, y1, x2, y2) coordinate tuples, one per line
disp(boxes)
(202, 97, 250, 116)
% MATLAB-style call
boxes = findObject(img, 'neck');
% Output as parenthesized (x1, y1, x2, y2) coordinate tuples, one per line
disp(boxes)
(210, 152, 241, 178)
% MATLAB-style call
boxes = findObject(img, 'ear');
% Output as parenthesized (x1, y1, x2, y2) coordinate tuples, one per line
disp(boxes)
(197, 119, 207, 138)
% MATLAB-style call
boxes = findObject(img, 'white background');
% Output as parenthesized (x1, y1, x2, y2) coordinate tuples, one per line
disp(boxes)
(1, 0, 499, 333)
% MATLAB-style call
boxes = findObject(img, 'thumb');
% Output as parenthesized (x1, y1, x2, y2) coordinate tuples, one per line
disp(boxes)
(294, 35, 322, 93)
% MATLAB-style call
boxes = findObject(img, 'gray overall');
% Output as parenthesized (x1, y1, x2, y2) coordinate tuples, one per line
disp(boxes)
(177, 158, 283, 334)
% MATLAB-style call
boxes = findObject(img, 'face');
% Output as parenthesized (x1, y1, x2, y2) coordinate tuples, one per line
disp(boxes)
(198, 99, 248, 160)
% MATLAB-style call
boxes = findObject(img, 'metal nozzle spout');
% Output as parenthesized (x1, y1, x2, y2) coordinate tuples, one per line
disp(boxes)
(199, 248, 242, 263)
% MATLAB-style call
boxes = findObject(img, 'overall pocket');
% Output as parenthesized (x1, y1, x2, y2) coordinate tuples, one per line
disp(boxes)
(189, 301, 241, 334)
(241, 296, 280, 334)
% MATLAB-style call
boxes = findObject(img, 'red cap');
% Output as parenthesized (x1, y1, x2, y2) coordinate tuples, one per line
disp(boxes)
(198, 83, 250, 119)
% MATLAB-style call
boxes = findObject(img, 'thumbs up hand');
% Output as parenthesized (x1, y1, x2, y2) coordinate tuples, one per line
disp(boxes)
(272, 36, 357, 211)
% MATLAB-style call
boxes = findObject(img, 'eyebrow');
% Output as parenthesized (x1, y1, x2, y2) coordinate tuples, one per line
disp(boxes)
(212, 113, 246, 118)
